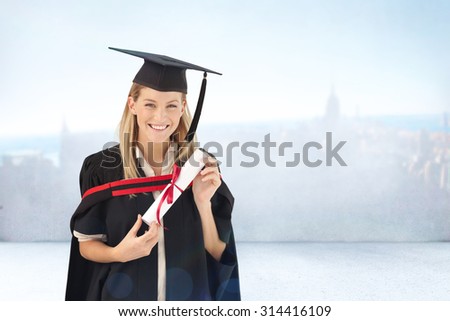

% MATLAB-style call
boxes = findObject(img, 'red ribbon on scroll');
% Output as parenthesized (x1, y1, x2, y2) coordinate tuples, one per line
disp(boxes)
(156, 164, 184, 226)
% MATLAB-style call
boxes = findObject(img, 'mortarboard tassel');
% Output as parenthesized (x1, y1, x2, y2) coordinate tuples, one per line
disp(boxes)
(185, 72, 207, 142)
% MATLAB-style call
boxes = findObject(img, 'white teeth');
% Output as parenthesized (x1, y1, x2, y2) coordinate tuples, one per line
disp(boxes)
(149, 124, 168, 130)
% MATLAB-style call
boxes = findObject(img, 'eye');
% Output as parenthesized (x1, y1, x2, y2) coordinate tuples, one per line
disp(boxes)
(167, 104, 178, 109)
(145, 103, 156, 108)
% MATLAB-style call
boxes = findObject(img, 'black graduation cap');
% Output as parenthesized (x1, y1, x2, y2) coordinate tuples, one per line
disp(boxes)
(109, 47, 222, 142)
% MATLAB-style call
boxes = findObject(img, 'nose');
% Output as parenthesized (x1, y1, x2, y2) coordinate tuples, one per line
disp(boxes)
(153, 106, 167, 122)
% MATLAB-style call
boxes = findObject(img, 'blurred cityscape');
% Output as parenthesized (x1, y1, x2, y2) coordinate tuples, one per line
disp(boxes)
(0, 90, 449, 241)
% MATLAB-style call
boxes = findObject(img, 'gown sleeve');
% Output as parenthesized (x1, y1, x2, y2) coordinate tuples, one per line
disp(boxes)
(206, 178, 241, 300)
(71, 154, 108, 237)
(79, 153, 103, 196)
(199, 149, 235, 244)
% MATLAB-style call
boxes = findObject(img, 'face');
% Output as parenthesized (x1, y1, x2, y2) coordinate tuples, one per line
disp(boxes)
(128, 86, 186, 144)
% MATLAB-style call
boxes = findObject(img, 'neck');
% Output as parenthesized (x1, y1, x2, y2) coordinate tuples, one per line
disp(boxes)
(141, 141, 170, 169)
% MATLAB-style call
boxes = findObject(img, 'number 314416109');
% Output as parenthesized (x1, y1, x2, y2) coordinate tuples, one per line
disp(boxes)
(260, 305, 332, 317)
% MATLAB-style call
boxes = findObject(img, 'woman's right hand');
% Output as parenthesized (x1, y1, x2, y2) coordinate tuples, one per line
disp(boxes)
(113, 214, 159, 263)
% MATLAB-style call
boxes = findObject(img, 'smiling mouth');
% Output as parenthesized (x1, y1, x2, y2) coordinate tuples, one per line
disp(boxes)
(149, 124, 170, 131)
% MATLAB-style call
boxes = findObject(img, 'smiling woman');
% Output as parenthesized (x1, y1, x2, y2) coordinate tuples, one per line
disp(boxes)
(133, 90, 184, 138)
(65, 47, 241, 301)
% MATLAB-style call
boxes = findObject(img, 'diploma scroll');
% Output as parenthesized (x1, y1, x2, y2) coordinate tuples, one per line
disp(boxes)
(142, 148, 206, 225)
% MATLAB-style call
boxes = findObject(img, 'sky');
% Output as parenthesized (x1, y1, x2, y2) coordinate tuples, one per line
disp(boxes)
(1, 0, 449, 137)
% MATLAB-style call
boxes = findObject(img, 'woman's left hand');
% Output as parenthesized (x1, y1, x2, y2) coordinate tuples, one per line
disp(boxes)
(192, 155, 221, 207)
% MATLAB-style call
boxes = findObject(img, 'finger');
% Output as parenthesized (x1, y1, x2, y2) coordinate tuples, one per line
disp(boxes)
(201, 172, 221, 185)
(201, 172, 217, 181)
(201, 166, 219, 176)
(150, 221, 160, 231)
(143, 221, 157, 232)
(142, 231, 158, 243)
(128, 214, 143, 237)
(141, 222, 159, 240)
(203, 156, 218, 167)
(147, 221, 159, 233)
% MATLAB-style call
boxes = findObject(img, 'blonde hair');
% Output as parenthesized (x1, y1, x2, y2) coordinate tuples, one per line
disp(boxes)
(119, 82, 197, 179)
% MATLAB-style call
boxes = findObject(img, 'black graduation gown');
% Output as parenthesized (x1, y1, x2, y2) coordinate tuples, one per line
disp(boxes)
(65, 145, 240, 301)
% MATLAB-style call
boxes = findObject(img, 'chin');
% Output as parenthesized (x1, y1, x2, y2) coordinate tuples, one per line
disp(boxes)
(144, 135, 170, 144)
(145, 130, 173, 144)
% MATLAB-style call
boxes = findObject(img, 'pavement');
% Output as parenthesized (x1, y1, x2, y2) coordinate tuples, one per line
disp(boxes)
(1, 241, 449, 300)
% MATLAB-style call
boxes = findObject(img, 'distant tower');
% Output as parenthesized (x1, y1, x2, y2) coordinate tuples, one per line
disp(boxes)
(61, 114, 69, 136)
(59, 116, 70, 169)
(324, 85, 340, 123)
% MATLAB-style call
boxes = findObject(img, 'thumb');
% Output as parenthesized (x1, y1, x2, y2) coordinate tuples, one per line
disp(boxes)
(128, 214, 143, 236)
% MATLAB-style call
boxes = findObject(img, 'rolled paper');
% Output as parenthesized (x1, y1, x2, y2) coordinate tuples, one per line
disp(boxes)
(142, 148, 206, 225)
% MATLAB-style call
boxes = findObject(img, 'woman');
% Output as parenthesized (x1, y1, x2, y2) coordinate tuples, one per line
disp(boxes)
(65, 48, 240, 301)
